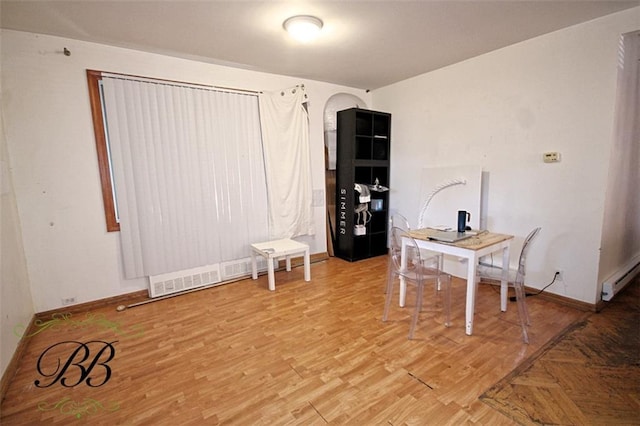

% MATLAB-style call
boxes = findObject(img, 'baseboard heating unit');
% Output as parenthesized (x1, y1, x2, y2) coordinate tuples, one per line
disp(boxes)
(149, 264, 222, 298)
(221, 257, 271, 280)
(148, 257, 273, 298)
(601, 256, 640, 302)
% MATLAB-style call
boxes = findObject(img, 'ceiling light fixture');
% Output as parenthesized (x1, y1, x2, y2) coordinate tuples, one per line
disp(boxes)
(283, 15, 323, 43)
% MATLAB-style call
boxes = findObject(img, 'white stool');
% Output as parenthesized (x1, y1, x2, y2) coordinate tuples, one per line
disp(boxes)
(250, 239, 311, 291)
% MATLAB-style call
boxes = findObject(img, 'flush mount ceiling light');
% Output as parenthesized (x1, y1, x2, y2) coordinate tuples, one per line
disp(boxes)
(283, 15, 323, 43)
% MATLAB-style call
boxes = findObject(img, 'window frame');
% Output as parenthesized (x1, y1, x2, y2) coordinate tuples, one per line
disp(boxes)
(87, 69, 120, 232)
(87, 69, 262, 233)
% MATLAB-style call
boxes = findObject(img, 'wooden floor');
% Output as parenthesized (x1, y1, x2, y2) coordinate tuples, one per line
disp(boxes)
(1, 255, 613, 425)
(481, 275, 640, 425)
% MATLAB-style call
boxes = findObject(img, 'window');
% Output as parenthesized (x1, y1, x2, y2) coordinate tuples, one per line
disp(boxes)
(86, 70, 269, 278)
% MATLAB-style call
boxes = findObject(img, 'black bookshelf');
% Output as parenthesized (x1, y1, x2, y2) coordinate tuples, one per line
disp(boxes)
(335, 108, 391, 261)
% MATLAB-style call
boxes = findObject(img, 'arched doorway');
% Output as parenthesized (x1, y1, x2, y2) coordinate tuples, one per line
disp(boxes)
(323, 93, 367, 255)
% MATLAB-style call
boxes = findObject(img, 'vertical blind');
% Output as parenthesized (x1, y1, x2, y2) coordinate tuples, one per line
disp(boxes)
(101, 77, 269, 279)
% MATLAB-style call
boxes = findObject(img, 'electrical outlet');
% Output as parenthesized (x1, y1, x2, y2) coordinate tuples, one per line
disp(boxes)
(555, 269, 563, 281)
(543, 152, 561, 163)
(61, 297, 76, 306)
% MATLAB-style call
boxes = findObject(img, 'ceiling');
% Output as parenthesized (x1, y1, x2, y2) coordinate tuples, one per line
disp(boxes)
(1, 1, 638, 90)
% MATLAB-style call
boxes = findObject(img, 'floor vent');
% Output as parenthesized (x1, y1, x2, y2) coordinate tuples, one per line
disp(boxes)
(149, 264, 222, 298)
(221, 257, 271, 280)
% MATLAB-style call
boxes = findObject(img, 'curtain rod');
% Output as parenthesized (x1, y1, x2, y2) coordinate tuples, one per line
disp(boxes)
(279, 84, 305, 96)
(211, 84, 260, 95)
(91, 70, 305, 96)
(95, 70, 261, 95)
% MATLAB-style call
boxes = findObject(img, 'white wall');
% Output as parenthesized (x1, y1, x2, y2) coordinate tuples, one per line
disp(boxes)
(372, 8, 640, 304)
(1, 29, 370, 313)
(1, 55, 34, 378)
(597, 30, 640, 290)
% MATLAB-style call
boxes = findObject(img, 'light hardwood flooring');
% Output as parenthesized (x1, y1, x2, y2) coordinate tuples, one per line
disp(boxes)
(1, 255, 589, 424)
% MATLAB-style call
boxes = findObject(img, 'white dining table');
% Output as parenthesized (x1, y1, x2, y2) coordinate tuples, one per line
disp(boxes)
(401, 229, 514, 336)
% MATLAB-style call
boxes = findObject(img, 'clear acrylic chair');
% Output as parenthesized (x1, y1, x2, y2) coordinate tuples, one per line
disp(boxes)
(390, 212, 411, 232)
(383, 226, 451, 339)
(390, 212, 443, 268)
(386, 213, 442, 294)
(477, 227, 541, 344)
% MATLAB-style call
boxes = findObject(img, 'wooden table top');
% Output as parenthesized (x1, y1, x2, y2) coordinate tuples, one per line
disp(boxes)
(408, 229, 514, 251)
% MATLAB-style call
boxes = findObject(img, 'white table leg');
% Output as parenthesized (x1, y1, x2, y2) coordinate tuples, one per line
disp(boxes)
(303, 249, 311, 281)
(285, 255, 292, 272)
(501, 245, 510, 312)
(267, 257, 276, 291)
(251, 251, 258, 280)
(466, 253, 478, 335)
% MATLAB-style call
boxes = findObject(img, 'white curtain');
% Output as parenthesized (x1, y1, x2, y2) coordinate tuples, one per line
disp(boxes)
(258, 86, 315, 239)
(101, 77, 269, 278)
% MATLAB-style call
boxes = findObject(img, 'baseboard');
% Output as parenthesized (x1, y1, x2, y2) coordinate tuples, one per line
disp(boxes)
(479, 279, 595, 312)
(524, 286, 595, 312)
(36, 290, 149, 319)
(0, 315, 36, 403)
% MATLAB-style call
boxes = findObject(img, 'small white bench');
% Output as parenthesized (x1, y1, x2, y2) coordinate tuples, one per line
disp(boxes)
(250, 239, 311, 291)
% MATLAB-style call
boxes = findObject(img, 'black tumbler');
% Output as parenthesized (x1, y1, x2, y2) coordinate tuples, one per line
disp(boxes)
(457, 210, 470, 232)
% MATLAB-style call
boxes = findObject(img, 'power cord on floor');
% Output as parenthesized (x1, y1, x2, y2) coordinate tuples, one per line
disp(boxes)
(509, 271, 560, 302)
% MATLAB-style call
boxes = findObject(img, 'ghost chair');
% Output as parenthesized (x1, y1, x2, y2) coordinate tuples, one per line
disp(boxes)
(386, 213, 441, 294)
(390, 212, 411, 232)
(383, 226, 451, 339)
(476, 227, 542, 344)
(390, 212, 444, 268)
